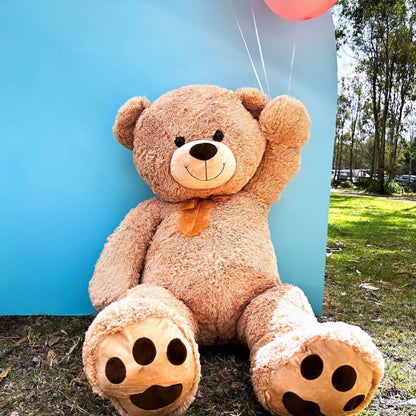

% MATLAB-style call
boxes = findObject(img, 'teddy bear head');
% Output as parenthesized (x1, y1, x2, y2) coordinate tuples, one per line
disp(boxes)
(113, 85, 269, 202)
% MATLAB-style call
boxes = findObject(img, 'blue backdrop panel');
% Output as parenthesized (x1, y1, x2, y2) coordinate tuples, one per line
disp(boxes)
(0, 0, 336, 315)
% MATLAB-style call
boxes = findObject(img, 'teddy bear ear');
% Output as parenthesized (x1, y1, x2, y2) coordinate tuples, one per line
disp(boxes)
(234, 88, 269, 119)
(113, 97, 151, 150)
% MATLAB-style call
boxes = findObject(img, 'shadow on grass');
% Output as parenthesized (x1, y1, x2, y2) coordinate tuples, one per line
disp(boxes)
(328, 194, 415, 251)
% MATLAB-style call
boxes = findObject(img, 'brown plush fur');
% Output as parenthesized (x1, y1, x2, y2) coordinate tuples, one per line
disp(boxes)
(84, 285, 200, 416)
(84, 85, 383, 416)
(114, 97, 151, 150)
(238, 285, 384, 415)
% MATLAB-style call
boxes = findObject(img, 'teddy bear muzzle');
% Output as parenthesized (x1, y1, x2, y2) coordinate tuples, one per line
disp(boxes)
(170, 139, 236, 190)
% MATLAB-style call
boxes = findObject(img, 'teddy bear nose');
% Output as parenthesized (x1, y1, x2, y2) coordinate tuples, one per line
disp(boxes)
(189, 143, 218, 161)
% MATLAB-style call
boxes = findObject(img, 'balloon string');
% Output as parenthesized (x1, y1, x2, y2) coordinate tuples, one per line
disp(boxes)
(251, 2, 271, 99)
(229, 0, 264, 93)
(288, 41, 296, 94)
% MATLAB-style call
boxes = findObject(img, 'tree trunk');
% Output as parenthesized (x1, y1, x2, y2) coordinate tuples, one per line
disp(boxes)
(349, 99, 360, 182)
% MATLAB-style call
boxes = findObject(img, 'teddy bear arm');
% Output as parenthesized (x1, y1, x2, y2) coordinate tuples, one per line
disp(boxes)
(88, 198, 163, 311)
(243, 96, 310, 204)
(243, 143, 302, 205)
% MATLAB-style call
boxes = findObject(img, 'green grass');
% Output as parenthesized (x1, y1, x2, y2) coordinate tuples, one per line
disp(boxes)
(324, 194, 416, 415)
(0, 194, 415, 415)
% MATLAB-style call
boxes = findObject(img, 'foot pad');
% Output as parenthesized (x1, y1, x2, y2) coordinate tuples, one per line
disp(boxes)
(264, 339, 381, 416)
(96, 318, 199, 416)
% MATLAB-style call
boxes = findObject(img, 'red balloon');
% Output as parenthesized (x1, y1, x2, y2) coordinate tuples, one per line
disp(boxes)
(264, 0, 337, 21)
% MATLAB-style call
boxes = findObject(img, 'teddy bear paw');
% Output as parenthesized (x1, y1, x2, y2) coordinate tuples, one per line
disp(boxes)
(94, 317, 199, 416)
(254, 330, 383, 416)
(259, 95, 310, 147)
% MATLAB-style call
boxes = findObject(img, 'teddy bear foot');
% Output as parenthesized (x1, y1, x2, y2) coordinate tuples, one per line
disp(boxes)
(252, 322, 384, 416)
(83, 286, 200, 416)
(95, 317, 198, 415)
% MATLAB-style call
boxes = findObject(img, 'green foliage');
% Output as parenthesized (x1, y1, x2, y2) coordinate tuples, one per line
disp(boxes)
(385, 180, 404, 195)
(404, 182, 416, 193)
(339, 180, 355, 189)
(362, 179, 382, 193)
(359, 179, 403, 195)
(403, 138, 416, 175)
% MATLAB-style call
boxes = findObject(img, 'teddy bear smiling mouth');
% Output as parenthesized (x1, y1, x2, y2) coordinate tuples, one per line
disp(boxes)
(130, 383, 183, 410)
(185, 162, 226, 181)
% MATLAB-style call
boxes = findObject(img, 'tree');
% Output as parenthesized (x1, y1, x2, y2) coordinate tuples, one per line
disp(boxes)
(336, 0, 416, 193)
(403, 116, 416, 175)
(333, 77, 367, 183)
(333, 82, 350, 183)
(347, 78, 362, 181)
(386, 20, 416, 179)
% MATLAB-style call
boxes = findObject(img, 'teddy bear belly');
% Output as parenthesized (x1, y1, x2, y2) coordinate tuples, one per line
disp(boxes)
(141, 207, 279, 344)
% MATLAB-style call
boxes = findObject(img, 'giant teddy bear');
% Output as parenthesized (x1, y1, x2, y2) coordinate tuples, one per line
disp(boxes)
(83, 85, 384, 416)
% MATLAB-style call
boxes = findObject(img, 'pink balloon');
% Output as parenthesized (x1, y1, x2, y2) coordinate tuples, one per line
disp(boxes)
(264, 0, 337, 21)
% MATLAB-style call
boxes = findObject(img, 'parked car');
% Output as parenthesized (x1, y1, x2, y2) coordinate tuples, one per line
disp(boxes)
(332, 169, 371, 184)
(395, 175, 416, 186)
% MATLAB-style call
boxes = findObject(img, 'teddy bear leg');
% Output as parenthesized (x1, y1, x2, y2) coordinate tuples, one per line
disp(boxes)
(237, 284, 384, 416)
(83, 285, 200, 416)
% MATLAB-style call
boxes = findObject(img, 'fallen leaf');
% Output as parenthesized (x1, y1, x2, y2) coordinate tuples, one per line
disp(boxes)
(359, 282, 379, 291)
(380, 279, 394, 287)
(14, 337, 27, 347)
(47, 335, 60, 347)
(0, 367, 11, 380)
(46, 350, 58, 367)
(356, 269, 362, 276)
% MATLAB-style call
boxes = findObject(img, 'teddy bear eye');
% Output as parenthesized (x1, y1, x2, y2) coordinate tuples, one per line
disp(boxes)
(174, 136, 186, 147)
(213, 130, 224, 142)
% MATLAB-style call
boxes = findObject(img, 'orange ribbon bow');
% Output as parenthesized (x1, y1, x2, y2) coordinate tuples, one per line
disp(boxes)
(178, 195, 231, 237)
